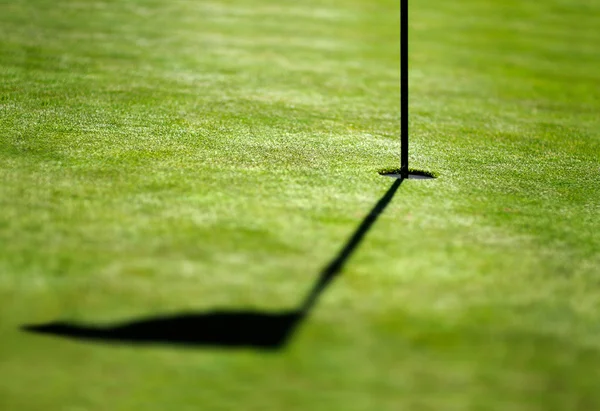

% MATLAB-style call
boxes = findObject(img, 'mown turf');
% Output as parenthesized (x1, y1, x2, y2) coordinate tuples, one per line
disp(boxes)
(1, 0, 599, 410)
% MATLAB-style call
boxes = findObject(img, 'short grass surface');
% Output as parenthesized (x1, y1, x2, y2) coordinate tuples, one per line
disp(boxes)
(1, 0, 600, 410)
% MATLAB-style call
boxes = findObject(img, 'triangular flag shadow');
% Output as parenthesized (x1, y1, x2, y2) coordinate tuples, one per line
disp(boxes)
(23, 178, 403, 350)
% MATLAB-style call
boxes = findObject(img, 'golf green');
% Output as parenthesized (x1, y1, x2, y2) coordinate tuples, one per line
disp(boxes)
(1, 0, 599, 410)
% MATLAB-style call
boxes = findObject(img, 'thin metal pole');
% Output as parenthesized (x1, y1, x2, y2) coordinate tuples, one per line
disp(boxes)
(400, 0, 409, 178)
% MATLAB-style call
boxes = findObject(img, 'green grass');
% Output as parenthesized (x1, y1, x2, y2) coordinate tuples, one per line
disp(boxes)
(1, 0, 599, 409)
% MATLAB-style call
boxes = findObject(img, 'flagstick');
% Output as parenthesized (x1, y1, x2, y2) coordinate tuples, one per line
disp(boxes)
(400, 0, 409, 178)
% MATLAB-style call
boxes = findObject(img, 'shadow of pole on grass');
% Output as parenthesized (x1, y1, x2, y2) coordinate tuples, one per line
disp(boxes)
(23, 178, 404, 350)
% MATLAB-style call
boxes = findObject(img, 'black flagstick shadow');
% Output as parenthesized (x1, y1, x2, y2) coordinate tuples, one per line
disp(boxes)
(23, 178, 404, 350)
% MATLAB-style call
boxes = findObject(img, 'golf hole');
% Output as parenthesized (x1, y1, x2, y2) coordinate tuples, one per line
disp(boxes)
(379, 169, 436, 180)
